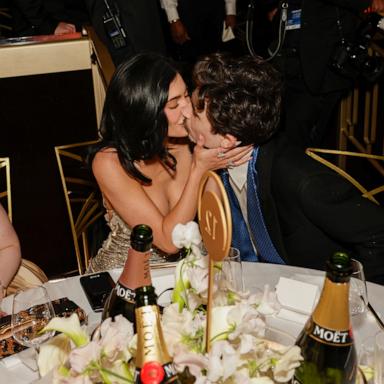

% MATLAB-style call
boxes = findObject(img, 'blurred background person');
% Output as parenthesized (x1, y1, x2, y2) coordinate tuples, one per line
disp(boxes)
(0, 204, 21, 301)
(10, 0, 89, 36)
(160, 0, 237, 66)
(84, 0, 166, 65)
(268, 0, 384, 148)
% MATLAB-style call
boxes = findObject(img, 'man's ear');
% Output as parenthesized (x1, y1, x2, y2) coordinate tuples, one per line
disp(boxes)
(220, 134, 238, 148)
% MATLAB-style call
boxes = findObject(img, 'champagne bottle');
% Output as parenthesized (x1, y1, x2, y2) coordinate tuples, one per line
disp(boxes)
(293, 252, 357, 384)
(102, 224, 153, 326)
(134, 285, 180, 384)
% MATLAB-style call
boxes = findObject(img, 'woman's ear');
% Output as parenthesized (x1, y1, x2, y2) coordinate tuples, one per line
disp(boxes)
(220, 134, 238, 149)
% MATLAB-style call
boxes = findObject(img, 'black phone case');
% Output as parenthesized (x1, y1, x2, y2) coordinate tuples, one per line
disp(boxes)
(80, 272, 115, 312)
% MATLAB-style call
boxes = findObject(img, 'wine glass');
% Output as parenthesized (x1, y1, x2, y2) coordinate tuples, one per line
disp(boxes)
(375, 332, 384, 384)
(349, 258, 368, 316)
(11, 286, 56, 373)
(221, 247, 244, 292)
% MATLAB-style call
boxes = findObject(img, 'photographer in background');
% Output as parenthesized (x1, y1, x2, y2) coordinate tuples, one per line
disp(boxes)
(272, 0, 384, 149)
(84, 0, 166, 66)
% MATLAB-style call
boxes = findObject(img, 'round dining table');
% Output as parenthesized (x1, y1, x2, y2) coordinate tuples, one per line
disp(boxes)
(0, 262, 383, 383)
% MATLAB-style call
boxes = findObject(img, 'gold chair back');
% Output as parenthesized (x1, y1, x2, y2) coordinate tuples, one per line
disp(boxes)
(306, 148, 384, 205)
(0, 157, 12, 221)
(55, 140, 105, 274)
(6, 259, 49, 296)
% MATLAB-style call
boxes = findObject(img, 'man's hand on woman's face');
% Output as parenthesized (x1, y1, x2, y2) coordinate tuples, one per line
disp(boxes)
(193, 135, 253, 172)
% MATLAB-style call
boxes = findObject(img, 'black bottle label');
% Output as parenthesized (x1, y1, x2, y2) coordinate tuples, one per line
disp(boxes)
(308, 322, 353, 346)
(115, 281, 135, 303)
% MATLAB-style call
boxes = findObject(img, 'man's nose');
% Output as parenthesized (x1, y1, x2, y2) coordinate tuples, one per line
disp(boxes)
(181, 99, 193, 118)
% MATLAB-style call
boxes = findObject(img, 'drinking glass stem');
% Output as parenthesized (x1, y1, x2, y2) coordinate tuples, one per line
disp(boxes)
(34, 346, 41, 378)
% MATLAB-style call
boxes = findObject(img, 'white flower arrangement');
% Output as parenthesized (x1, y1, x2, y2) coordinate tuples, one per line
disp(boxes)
(38, 222, 302, 383)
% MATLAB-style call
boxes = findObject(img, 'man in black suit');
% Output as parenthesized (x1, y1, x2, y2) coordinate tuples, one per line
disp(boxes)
(275, 0, 384, 148)
(84, 0, 166, 65)
(184, 53, 384, 284)
(160, 0, 236, 64)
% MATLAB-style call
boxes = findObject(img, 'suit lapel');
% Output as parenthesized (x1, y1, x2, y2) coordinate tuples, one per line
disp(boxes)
(256, 139, 289, 262)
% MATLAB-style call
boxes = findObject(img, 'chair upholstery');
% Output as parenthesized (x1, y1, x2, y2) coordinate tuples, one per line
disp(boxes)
(6, 259, 49, 296)
(306, 148, 384, 205)
(55, 140, 105, 274)
(0, 157, 12, 221)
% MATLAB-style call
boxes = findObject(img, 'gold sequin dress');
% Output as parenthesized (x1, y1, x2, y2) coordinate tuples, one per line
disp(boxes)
(88, 209, 168, 272)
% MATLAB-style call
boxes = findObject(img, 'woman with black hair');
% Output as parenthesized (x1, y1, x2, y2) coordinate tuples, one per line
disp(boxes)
(88, 53, 252, 272)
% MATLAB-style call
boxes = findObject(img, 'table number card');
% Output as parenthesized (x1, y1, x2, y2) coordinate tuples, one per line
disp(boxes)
(198, 171, 232, 351)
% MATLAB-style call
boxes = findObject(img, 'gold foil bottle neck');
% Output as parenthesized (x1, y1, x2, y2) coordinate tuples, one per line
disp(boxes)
(312, 278, 351, 331)
(135, 305, 172, 368)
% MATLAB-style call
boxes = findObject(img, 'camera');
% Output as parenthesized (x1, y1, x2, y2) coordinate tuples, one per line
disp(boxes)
(331, 13, 384, 83)
(103, 0, 127, 49)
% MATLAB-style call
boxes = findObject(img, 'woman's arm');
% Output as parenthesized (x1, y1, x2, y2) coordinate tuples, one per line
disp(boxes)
(93, 138, 252, 254)
(0, 205, 21, 298)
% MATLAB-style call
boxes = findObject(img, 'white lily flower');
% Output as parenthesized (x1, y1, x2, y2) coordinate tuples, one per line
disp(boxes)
(250, 378, 274, 384)
(187, 264, 208, 295)
(41, 313, 89, 347)
(38, 333, 71, 377)
(173, 344, 208, 379)
(96, 315, 133, 361)
(99, 360, 133, 384)
(273, 346, 303, 383)
(172, 222, 202, 249)
(53, 372, 93, 384)
(227, 303, 265, 340)
(207, 340, 240, 382)
(162, 303, 194, 354)
(68, 341, 101, 373)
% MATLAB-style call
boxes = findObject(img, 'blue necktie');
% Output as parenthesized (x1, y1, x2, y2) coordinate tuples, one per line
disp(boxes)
(220, 148, 285, 264)
(247, 148, 285, 264)
(220, 169, 258, 262)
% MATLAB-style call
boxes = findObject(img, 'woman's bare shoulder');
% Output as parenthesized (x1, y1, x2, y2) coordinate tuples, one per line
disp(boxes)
(92, 148, 120, 173)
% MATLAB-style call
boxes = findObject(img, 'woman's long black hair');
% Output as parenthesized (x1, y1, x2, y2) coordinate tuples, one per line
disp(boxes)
(88, 53, 179, 184)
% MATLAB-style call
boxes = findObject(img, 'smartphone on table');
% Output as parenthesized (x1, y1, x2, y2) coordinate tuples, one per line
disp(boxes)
(80, 272, 115, 312)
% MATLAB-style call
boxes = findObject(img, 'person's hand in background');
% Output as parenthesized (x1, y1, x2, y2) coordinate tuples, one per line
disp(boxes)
(372, 0, 384, 13)
(225, 14, 236, 28)
(170, 19, 190, 44)
(54, 21, 76, 35)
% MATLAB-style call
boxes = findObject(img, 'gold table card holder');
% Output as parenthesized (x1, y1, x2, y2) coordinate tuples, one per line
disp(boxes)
(197, 171, 232, 352)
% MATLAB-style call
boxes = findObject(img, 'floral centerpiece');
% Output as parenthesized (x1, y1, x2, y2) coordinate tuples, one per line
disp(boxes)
(38, 222, 302, 383)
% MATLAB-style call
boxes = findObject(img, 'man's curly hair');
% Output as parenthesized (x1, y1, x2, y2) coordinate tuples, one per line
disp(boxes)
(193, 53, 282, 146)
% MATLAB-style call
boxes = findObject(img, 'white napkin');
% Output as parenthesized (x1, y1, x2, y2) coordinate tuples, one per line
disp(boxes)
(222, 22, 235, 42)
(275, 277, 320, 325)
(0, 353, 21, 369)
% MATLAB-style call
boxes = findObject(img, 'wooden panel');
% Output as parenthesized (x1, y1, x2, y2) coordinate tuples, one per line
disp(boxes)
(0, 39, 91, 78)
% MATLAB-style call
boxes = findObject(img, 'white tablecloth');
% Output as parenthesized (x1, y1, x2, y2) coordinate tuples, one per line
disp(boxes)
(1, 263, 382, 383)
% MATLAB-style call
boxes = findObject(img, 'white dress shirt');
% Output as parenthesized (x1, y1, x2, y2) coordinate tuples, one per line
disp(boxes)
(227, 161, 259, 255)
(160, 0, 236, 23)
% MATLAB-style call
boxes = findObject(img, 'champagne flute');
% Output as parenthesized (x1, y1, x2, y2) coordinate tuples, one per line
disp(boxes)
(11, 286, 55, 373)
(349, 258, 368, 316)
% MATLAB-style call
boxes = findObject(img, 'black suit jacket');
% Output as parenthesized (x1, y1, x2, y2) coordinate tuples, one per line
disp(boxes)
(298, 0, 370, 93)
(83, 0, 166, 65)
(256, 135, 384, 284)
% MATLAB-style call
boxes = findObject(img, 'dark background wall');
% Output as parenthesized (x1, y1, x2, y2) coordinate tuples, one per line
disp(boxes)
(0, 70, 98, 277)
